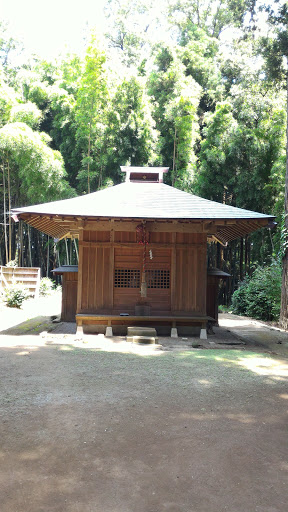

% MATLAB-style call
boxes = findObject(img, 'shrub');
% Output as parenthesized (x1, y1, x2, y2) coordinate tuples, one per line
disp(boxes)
(218, 304, 231, 313)
(39, 277, 54, 296)
(231, 260, 281, 321)
(6, 259, 17, 267)
(230, 276, 250, 316)
(2, 284, 29, 308)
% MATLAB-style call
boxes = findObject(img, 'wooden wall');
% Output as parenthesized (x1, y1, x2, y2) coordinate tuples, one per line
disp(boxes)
(174, 238, 207, 315)
(62, 272, 78, 321)
(77, 228, 207, 316)
(81, 229, 112, 312)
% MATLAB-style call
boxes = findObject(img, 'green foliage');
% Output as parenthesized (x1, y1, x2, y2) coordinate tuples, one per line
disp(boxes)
(0, 72, 17, 127)
(104, 76, 158, 180)
(10, 102, 42, 129)
(195, 86, 286, 217)
(218, 304, 231, 313)
(0, 122, 74, 204)
(167, 0, 257, 39)
(5, 259, 17, 267)
(2, 283, 29, 308)
(231, 260, 282, 321)
(148, 46, 201, 188)
(178, 25, 223, 110)
(39, 277, 54, 296)
(0, 20, 23, 71)
(104, 0, 158, 68)
(74, 36, 107, 193)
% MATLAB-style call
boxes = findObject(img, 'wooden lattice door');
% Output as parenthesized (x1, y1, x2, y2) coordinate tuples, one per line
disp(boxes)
(113, 247, 171, 313)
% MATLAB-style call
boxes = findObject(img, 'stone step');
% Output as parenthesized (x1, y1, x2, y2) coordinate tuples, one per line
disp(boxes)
(126, 335, 157, 344)
(127, 326, 157, 337)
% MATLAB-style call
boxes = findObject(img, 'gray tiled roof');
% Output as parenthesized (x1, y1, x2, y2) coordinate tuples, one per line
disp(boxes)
(12, 182, 273, 221)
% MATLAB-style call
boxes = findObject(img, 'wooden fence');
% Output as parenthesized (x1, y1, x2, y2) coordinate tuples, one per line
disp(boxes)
(0, 266, 41, 298)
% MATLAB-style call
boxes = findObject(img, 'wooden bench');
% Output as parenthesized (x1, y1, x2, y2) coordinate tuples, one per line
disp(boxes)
(75, 314, 214, 339)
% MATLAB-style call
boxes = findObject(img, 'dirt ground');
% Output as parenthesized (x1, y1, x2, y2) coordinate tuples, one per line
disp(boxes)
(0, 295, 288, 512)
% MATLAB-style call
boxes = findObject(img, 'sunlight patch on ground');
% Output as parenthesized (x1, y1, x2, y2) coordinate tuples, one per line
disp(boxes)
(198, 379, 212, 387)
(0, 292, 62, 332)
(0, 335, 46, 348)
(235, 356, 288, 378)
(178, 411, 279, 424)
(220, 318, 263, 329)
(178, 411, 258, 423)
(0, 332, 166, 356)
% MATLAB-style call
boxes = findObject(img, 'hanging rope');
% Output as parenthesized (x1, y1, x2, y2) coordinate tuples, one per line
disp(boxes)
(136, 223, 149, 245)
(136, 223, 149, 297)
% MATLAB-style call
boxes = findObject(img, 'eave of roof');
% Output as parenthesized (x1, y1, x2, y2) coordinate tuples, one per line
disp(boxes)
(11, 182, 274, 244)
(208, 268, 231, 277)
(52, 265, 78, 274)
(12, 182, 273, 221)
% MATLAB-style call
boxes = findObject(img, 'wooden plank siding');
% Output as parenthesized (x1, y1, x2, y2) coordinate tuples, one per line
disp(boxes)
(174, 233, 207, 314)
(62, 272, 78, 321)
(78, 228, 207, 316)
(79, 230, 112, 313)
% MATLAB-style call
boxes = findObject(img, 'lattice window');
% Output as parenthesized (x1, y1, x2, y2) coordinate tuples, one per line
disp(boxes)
(146, 269, 170, 289)
(114, 269, 140, 288)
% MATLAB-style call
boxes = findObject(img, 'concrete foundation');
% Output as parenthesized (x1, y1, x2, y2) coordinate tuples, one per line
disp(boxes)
(171, 327, 178, 338)
(81, 324, 205, 337)
(126, 335, 156, 344)
(200, 328, 208, 340)
(105, 326, 113, 337)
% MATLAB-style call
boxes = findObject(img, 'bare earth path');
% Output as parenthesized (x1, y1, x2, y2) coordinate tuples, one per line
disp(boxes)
(0, 299, 288, 511)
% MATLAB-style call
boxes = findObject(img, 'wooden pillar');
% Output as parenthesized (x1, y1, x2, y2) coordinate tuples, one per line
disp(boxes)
(76, 227, 84, 314)
(109, 221, 115, 311)
(170, 231, 176, 312)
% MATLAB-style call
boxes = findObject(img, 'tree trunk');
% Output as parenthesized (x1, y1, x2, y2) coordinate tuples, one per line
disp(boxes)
(2, 161, 8, 263)
(240, 238, 244, 281)
(172, 127, 177, 186)
(279, 74, 288, 329)
(244, 235, 248, 274)
(87, 121, 91, 194)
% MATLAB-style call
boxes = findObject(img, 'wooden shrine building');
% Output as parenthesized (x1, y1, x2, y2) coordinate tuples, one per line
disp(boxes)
(12, 167, 274, 338)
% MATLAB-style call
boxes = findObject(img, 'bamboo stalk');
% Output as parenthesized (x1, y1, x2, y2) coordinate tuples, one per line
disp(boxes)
(65, 238, 69, 265)
(74, 238, 79, 262)
(2, 158, 8, 263)
(28, 225, 32, 266)
(46, 236, 50, 277)
(7, 156, 11, 262)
